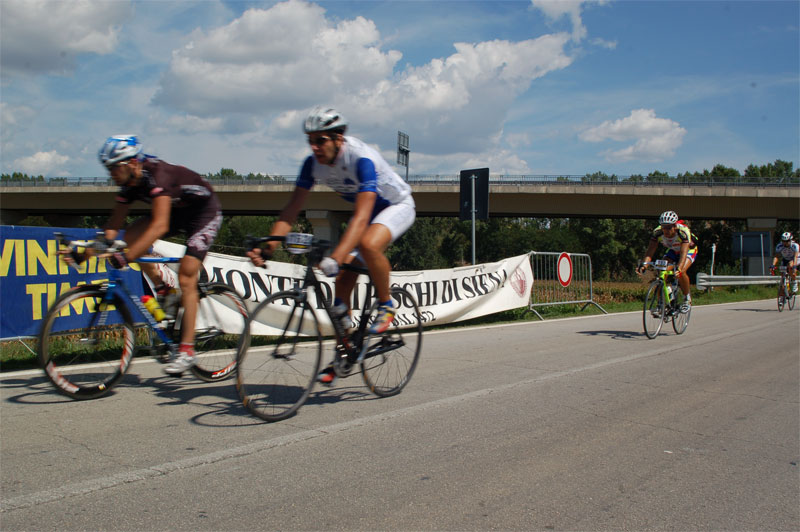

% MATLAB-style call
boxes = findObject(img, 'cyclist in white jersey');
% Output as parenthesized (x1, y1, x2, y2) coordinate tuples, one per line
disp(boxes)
(771, 231, 799, 293)
(247, 107, 416, 385)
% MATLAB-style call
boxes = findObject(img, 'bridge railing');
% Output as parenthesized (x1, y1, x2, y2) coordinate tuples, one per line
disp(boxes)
(2, 174, 798, 187)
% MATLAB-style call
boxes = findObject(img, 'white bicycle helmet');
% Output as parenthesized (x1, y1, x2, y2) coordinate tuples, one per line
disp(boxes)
(659, 210, 679, 225)
(99, 135, 142, 167)
(781, 231, 793, 242)
(303, 107, 348, 134)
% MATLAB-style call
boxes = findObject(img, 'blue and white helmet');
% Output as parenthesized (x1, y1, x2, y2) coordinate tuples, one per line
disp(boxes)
(99, 135, 142, 167)
(781, 231, 793, 242)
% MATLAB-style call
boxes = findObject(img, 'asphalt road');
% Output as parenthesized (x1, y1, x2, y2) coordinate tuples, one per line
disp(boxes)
(1, 299, 798, 531)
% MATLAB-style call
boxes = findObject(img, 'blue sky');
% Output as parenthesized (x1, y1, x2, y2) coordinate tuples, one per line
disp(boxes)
(1, 0, 797, 178)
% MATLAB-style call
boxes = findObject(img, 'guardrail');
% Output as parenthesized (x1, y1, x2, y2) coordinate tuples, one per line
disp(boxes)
(2, 174, 798, 188)
(528, 251, 606, 320)
(696, 273, 779, 290)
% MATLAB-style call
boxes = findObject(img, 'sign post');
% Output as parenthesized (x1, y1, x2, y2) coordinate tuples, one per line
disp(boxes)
(397, 131, 410, 181)
(459, 168, 489, 264)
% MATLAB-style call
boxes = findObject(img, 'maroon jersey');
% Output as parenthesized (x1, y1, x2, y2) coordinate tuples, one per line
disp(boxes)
(116, 156, 215, 209)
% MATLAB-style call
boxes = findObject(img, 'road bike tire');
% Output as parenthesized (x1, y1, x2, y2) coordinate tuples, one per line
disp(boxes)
(642, 281, 665, 339)
(788, 291, 796, 311)
(181, 283, 249, 382)
(37, 284, 136, 400)
(671, 291, 691, 335)
(236, 291, 322, 422)
(777, 281, 785, 312)
(360, 286, 423, 397)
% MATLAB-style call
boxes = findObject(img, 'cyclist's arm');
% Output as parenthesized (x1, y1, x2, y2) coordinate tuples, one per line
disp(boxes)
(330, 190, 376, 265)
(104, 202, 131, 240)
(125, 196, 171, 260)
(269, 186, 310, 252)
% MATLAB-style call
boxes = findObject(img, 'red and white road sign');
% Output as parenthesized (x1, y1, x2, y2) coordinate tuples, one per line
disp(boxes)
(557, 252, 573, 287)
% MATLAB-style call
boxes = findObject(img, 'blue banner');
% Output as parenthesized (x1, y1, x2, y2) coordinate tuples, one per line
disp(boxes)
(0, 226, 145, 340)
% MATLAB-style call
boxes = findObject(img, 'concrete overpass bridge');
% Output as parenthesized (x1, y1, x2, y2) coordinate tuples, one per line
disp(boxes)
(1, 175, 798, 238)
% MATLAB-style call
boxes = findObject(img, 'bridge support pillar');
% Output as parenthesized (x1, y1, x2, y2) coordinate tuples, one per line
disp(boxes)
(305, 210, 348, 243)
(746, 218, 777, 275)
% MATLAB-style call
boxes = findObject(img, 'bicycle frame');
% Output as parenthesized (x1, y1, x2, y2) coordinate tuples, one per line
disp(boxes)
(58, 233, 183, 346)
(250, 235, 374, 354)
(649, 259, 678, 304)
(100, 256, 182, 346)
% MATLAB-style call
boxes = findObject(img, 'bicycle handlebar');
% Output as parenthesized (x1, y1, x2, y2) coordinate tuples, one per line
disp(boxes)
(55, 232, 180, 268)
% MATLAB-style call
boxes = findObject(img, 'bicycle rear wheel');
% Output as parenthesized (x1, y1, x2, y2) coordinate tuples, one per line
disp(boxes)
(643, 281, 665, 339)
(236, 291, 322, 422)
(37, 285, 136, 399)
(182, 283, 249, 382)
(360, 286, 422, 397)
(671, 291, 691, 334)
(777, 282, 786, 312)
(788, 291, 796, 311)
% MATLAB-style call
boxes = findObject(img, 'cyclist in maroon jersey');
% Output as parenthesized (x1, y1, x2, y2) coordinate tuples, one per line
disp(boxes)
(96, 135, 222, 375)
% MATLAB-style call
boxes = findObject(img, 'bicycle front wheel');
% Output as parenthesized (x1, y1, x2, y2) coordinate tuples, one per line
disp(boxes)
(236, 291, 322, 422)
(777, 283, 786, 312)
(37, 285, 136, 399)
(360, 286, 423, 397)
(184, 283, 249, 382)
(642, 281, 665, 339)
(671, 291, 691, 335)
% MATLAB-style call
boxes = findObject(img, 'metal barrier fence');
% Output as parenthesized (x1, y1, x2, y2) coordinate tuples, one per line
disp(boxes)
(528, 251, 606, 320)
(696, 273, 779, 290)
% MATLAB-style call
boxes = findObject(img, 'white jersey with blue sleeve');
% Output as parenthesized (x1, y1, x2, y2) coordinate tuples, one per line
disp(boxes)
(776, 241, 799, 261)
(296, 136, 412, 217)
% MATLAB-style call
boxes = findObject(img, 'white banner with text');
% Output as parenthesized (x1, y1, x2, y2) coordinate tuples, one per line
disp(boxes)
(153, 240, 532, 335)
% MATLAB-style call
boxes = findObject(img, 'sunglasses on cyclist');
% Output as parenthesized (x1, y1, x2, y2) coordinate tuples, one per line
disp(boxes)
(661, 224, 676, 230)
(307, 135, 333, 147)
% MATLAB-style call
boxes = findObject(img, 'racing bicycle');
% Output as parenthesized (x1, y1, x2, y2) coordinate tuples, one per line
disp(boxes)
(774, 265, 796, 312)
(640, 260, 691, 339)
(37, 233, 248, 399)
(236, 233, 423, 422)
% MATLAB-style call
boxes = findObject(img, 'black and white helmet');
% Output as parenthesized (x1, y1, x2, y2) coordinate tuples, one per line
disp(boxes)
(303, 107, 348, 134)
(99, 135, 142, 167)
(659, 210, 679, 225)
(781, 231, 793, 242)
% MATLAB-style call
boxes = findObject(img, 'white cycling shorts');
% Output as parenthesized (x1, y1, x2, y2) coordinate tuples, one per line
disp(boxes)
(348, 195, 416, 263)
(370, 195, 416, 243)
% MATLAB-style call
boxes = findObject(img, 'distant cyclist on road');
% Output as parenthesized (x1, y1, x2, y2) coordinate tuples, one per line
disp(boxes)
(247, 107, 416, 385)
(89, 135, 222, 375)
(636, 210, 698, 313)
(771, 231, 799, 293)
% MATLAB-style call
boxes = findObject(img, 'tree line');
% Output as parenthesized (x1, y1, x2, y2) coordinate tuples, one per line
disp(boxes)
(3, 159, 799, 184)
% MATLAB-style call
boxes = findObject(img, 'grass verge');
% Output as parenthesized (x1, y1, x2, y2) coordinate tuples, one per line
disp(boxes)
(1, 283, 779, 372)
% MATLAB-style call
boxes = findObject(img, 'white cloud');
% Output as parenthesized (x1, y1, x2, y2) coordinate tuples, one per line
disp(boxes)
(0, 0, 131, 77)
(579, 109, 687, 162)
(146, 0, 577, 167)
(531, 0, 589, 41)
(13, 150, 70, 175)
(152, 1, 402, 116)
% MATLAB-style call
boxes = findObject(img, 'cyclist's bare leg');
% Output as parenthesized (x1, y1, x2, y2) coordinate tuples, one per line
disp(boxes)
(334, 267, 359, 311)
(359, 223, 393, 303)
(676, 257, 692, 296)
(177, 255, 202, 345)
